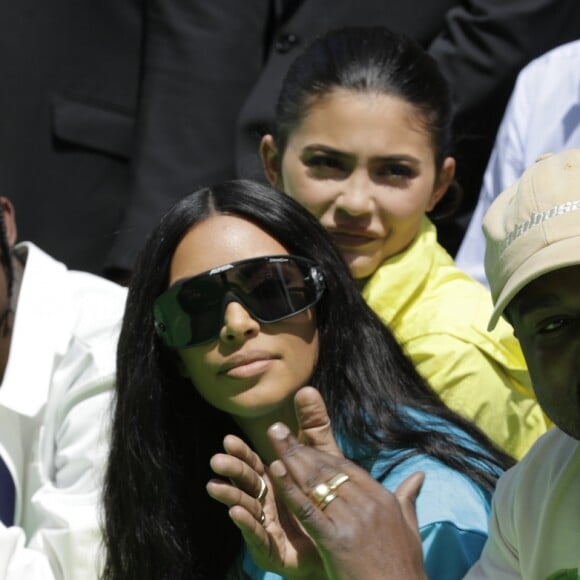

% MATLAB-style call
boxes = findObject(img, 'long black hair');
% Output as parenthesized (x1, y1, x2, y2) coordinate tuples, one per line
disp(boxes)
(272, 25, 461, 218)
(102, 180, 511, 579)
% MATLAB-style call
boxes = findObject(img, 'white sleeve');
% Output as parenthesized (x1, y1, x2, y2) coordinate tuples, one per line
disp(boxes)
(0, 373, 112, 580)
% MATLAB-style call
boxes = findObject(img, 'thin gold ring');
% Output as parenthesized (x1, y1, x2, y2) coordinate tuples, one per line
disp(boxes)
(256, 476, 267, 504)
(327, 472, 349, 491)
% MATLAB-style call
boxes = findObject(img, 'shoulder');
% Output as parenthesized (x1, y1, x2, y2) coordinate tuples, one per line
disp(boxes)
(373, 449, 493, 580)
(522, 39, 580, 76)
(66, 270, 128, 316)
(495, 428, 579, 499)
(22, 243, 127, 381)
(468, 429, 580, 578)
(490, 428, 579, 531)
(511, 39, 580, 112)
(367, 419, 495, 534)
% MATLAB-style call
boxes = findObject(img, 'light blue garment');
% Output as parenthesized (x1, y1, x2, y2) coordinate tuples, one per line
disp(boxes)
(240, 412, 498, 580)
(456, 39, 580, 287)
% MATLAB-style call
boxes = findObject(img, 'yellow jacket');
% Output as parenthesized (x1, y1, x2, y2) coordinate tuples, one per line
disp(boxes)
(362, 217, 549, 459)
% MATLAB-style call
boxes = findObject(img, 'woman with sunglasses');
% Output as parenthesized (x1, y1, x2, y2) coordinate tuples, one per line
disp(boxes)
(259, 26, 548, 460)
(102, 179, 513, 580)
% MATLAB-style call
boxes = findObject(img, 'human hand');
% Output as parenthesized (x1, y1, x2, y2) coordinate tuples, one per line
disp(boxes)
(293, 386, 343, 457)
(207, 434, 324, 578)
(267, 422, 427, 580)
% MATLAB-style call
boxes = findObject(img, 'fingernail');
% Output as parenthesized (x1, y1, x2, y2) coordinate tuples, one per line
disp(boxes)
(270, 460, 287, 477)
(269, 422, 290, 440)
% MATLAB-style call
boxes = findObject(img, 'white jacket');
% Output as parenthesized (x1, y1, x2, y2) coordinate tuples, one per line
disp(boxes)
(0, 243, 127, 579)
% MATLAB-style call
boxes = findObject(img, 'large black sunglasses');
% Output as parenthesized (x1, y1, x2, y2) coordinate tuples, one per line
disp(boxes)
(153, 255, 326, 349)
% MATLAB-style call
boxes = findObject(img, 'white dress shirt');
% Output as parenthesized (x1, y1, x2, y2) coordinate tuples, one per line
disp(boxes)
(455, 39, 580, 286)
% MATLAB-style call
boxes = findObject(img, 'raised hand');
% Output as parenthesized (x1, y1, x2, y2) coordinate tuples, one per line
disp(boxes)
(267, 408, 426, 579)
(206, 433, 324, 578)
(293, 386, 343, 457)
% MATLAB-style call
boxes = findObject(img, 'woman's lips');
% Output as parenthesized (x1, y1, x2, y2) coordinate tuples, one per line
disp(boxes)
(224, 359, 275, 379)
(330, 231, 380, 248)
(219, 351, 278, 379)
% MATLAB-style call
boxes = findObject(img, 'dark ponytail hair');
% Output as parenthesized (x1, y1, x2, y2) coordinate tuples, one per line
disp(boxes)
(273, 25, 462, 217)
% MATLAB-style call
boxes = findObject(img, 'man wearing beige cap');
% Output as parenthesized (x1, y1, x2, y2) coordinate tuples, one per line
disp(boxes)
(463, 148, 580, 578)
(250, 148, 580, 580)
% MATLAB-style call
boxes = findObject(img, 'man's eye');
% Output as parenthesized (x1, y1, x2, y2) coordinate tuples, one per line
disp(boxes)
(538, 317, 568, 334)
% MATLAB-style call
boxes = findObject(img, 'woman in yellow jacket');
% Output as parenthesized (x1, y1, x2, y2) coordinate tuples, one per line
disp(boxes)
(259, 26, 548, 459)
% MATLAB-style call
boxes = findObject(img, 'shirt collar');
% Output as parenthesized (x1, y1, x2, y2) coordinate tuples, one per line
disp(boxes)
(362, 216, 437, 323)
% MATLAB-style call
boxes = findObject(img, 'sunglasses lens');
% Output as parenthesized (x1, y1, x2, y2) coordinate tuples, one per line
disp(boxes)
(242, 261, 316, 321)
(176, 278, 223, 344)
(153, 277, 222, 347)
(154, 256, 324, 349)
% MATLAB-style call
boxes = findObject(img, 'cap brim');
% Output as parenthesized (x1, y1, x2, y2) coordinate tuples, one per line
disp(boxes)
(488, 236, 580, 330)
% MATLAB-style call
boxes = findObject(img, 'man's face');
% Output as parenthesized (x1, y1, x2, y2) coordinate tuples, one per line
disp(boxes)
(507, 265, 580, 440)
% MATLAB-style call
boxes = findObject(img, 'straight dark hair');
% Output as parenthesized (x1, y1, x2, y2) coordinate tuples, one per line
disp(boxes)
(273, 25, 461, 218)
(102, 179, 512, 579)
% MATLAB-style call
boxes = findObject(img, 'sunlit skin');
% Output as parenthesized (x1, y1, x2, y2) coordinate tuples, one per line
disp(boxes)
(170, 215, 319, 461)
(506, 265, 580, 440)
(261, 89, 455, 282)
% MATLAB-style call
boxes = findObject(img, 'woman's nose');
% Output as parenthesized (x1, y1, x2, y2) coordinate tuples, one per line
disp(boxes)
(219, 300, 260, 343)
(335, 172, 374, 216)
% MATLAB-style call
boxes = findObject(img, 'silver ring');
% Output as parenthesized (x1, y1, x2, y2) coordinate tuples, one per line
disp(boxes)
(256, 476, 267, 504)
(259, 511, 266, 524)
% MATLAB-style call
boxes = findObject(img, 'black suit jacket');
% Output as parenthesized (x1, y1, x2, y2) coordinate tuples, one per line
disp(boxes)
(1, 0, 271, 275)
(3, 1, 580, 274)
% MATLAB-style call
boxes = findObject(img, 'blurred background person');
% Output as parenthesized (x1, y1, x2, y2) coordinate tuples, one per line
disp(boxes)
(259, 26, 547, 460)
(0, 195, 126, 578)
(456, 39, 580, 286)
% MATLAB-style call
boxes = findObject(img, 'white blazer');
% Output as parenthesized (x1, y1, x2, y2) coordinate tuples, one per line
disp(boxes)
(0, 243, 127, 579)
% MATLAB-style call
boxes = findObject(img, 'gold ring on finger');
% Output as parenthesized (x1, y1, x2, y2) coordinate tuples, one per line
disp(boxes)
(327, 472, 349, 491)
(310, 472, 350, 511)
(311, 481, 332, 506)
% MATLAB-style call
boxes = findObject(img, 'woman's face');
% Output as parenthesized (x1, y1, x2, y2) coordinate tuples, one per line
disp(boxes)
(261, 89, 455, 281)
(170, 215, 319, 424)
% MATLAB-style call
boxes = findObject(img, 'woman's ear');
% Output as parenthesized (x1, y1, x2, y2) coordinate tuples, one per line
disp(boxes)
(427, 156, 456, 212)
(259, 135, 284, 190)
(0, 197, 18, 246)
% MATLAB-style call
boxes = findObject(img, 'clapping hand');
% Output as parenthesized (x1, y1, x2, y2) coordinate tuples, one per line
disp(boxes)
(206, 384, 344, 577)
(207, 386, 425, 579)
(267, 387, 427, 580)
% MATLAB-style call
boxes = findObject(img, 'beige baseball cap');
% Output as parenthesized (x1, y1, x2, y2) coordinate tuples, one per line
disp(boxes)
(484, 148, 580, 330)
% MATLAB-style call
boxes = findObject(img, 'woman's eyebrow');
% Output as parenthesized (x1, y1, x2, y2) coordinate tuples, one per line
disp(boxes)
(301, 144, 348, 156)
